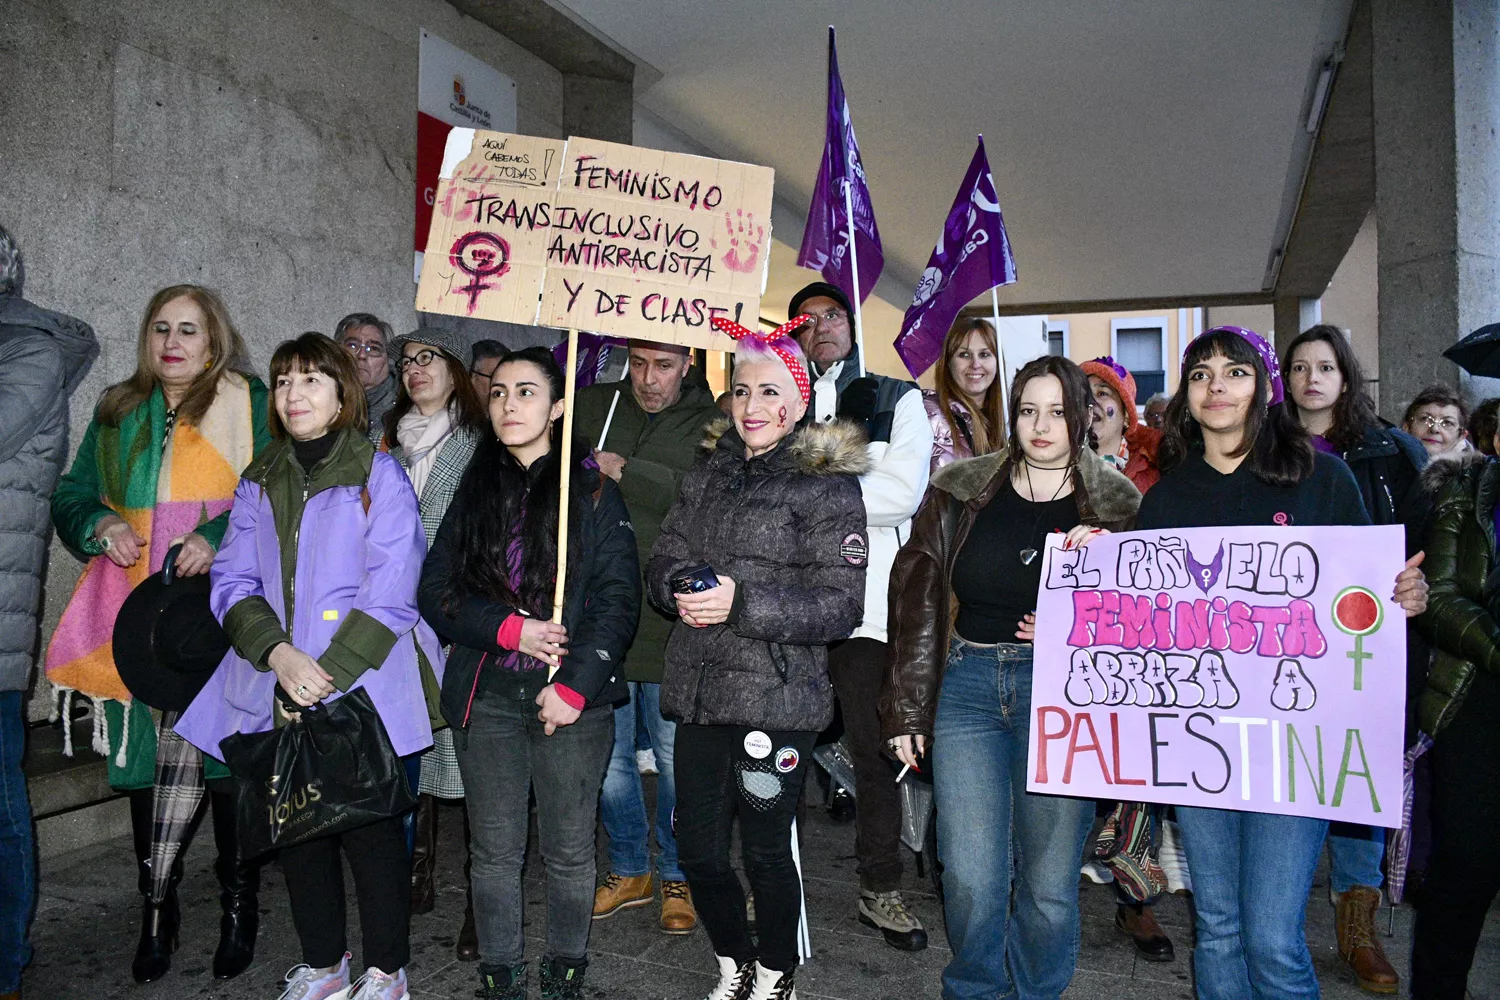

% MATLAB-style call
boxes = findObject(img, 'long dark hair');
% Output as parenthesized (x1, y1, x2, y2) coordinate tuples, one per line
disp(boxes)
(1282, 325, 1379, 452)
(441, 347, 581, 616)
(382, 345, 488, 446)
(1160, 328, 1313, 487)
(1007, 356, 1094, 464)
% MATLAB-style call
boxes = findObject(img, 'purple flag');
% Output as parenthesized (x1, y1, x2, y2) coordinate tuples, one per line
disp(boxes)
(553, 332, 626, 390)
(797, 26, 883, 305)
(893, 137, 1018, 378)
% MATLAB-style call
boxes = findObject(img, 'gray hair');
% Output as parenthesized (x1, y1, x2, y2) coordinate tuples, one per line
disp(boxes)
(0, 225, 23, 297)
(1144, 392, 1170, 408)
(334, 312, 393, 345)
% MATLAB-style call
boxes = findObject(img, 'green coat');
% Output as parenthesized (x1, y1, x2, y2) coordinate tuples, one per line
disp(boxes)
(573, 372, 719, 682)
(1415, 455, 1500, 737)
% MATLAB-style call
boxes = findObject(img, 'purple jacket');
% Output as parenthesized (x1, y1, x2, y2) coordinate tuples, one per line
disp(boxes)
(178, 440, 443, 760)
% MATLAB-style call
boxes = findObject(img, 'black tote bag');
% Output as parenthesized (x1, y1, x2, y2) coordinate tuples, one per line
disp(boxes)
(220, 687, 416, 857)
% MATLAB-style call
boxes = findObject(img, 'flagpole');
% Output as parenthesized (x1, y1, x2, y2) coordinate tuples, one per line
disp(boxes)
(843, 177, 866, 378)
(990, 286, 1008, 427)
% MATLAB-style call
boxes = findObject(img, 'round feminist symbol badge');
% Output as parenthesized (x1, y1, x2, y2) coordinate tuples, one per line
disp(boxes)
(1332, 586, 1383, 691)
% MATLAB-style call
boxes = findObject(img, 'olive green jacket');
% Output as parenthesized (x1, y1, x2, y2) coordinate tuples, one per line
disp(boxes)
(1415, 455, 1500, 736)
(573, 371, 719, 682)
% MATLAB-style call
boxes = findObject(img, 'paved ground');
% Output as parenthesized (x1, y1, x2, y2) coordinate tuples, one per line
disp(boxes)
(24, 780, 1500, 999)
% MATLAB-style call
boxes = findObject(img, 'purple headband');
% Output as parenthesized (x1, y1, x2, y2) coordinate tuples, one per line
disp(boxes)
(1089, 355, 1130, 381)
(1188, 325, 1284, 406)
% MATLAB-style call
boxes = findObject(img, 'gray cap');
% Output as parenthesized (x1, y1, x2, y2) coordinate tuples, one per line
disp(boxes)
(391, 326, 470, 367)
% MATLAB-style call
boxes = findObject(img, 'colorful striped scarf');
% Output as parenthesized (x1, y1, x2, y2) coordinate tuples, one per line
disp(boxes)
(46, 374, 258, 705)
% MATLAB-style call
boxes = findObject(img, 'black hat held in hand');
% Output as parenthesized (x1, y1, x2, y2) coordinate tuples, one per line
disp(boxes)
(114, 543, 232, 712)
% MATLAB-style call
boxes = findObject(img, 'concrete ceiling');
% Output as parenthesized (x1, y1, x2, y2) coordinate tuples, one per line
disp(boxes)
(543, 0, 1355, 314)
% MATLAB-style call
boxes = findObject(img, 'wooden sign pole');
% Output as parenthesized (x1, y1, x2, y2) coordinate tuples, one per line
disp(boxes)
(548, 328, 580, 679)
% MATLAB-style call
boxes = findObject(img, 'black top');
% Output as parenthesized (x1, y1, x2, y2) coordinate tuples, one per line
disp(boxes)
(952, 481, 1081, 643)
(1136, 448, 1370, 530)
(291, 432, 337, 471)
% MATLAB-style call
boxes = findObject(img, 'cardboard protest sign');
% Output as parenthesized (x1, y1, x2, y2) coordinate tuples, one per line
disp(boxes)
(1026, 524, 1406, 827)
(417, 129, 775, 351)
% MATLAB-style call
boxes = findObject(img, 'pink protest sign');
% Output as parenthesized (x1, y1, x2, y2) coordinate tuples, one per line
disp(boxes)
(1026, 524, 1406, 827)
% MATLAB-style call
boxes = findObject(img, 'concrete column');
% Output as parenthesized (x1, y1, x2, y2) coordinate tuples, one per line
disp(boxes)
(1372, 0, 1500, 419)
(1272, 296, 1323, 353)
(563, 75, 633, 144)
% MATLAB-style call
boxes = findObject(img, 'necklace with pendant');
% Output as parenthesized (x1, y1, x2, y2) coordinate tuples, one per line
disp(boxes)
(1018, 458, 1072, 565)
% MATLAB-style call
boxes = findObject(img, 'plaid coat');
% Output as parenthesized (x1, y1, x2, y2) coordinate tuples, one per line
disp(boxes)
(391, 425, 481, 547)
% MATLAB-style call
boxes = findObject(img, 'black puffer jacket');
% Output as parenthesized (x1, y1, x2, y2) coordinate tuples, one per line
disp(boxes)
(1340, 423, 1427, 551)
(648, 418, 870, 731)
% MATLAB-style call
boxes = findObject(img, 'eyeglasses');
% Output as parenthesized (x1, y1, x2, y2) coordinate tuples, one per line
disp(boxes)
(397, 349, 440, 371)
(806, 308, 847, 326)
(343, 340, 386, 358)
(1417, 415, 1460, 432)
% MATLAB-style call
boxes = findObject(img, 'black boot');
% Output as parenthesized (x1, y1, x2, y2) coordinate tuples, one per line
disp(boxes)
(457, 802, 479, 962)
(539, 954, 588, 1000)
(411, 793, 437, 915)
(210, 789, 259, 979)
(130, 788, 181, 984)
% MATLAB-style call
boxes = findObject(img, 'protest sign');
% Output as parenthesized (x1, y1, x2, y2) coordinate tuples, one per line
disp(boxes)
(1026, 524, 1406, 828)
(416, 129, 775, 351)
(414, 30, 517, 278)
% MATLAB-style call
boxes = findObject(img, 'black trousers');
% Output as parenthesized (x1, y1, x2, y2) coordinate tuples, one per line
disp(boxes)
(827, 637, 903, 891)
(1411, 670, 1500, 999)
(675, 724, 815, 973)
(280, 814, 411, 973)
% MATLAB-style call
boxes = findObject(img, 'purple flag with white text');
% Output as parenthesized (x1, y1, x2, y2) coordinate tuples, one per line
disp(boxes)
(893, 137, 1017, 378)
(553, 332, 626, 390)
(797, 26, 883, 306)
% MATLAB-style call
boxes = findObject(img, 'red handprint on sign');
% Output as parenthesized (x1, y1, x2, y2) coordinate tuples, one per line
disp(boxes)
(713, 209, 764, 274)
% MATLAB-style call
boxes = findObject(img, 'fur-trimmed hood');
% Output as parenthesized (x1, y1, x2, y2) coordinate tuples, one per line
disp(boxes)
(930, 444, 1141, 526)
(701, 416, 871, 477)
(1419, 450, 1488, 498)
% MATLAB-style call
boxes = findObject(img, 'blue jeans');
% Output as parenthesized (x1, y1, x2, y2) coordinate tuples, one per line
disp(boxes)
(1328, 823, 1384, 893)
(600, 682, 682, 882)
(1176, 807, 1328, 999)
(0, 692, 34, 992)
(933, 639, 1093, 1000)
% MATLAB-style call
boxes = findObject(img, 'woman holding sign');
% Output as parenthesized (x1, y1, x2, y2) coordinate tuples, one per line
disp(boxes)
(417, 347, 640, 1000)
(1134, 326, 1427, 1000)
(883, 356, 1141, 1000)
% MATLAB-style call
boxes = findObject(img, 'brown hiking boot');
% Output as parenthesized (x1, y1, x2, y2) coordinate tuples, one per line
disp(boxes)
(592, 872, 655, 919)
(1335, 885, 1399, 994)
(659, 880, 697, 934)
(1115, 903, 1174, 962)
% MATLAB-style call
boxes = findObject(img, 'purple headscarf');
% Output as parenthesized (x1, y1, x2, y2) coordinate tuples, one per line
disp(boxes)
(1187, 325, 1284, 406)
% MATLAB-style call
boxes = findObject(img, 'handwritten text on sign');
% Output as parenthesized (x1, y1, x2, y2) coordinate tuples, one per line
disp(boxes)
(416, 130, 774, 349)
(1025, 525, 1406, 827)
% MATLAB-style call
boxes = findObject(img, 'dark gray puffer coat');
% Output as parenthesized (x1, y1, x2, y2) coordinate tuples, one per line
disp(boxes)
(649, 418, 869, 732)
(0, 295, 98, 691)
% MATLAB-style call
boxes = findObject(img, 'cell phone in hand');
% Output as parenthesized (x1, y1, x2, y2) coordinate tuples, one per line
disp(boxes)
(671, 564, 721, 594)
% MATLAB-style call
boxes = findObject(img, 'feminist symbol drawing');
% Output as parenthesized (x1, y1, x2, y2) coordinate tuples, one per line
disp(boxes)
(450, 231, 511, 312)
(1332, 585, 1383, 691)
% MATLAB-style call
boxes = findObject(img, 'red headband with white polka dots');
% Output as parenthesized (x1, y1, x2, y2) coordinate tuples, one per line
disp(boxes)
(711, 314, 813, 404)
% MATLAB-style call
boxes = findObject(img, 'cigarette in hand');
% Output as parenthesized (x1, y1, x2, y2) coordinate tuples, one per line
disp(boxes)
(895, 763, 911, 784)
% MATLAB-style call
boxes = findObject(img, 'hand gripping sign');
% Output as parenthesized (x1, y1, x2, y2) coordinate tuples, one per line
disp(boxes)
(1026, 524, 1406, 827)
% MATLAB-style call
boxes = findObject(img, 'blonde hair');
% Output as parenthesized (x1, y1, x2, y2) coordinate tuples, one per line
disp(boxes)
(98, 285, 249, 427)
(935, 318, 1006, 455)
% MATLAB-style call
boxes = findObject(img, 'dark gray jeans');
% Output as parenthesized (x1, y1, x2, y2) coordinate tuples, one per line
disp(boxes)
(455, 693, 613, 966)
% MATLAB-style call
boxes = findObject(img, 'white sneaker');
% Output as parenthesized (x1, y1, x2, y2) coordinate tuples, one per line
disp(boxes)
(703, 954, 755, 1000)
(349, 966, 407, 1000)
(279, 954, 352, 1000)
(1080, 860, 1115, 884)
(747, 962, 796, 1000)
(636, 749, 659, 774)
(1160, 819, 1192, 894)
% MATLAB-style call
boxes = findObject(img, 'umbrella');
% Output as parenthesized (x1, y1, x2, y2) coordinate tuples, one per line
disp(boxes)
(1383, 734, 1433, 930)
(1443, 323, 1500, 377)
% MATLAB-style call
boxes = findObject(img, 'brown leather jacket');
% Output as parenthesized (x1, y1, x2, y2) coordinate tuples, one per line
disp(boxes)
(879, 446, 1141, 740)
